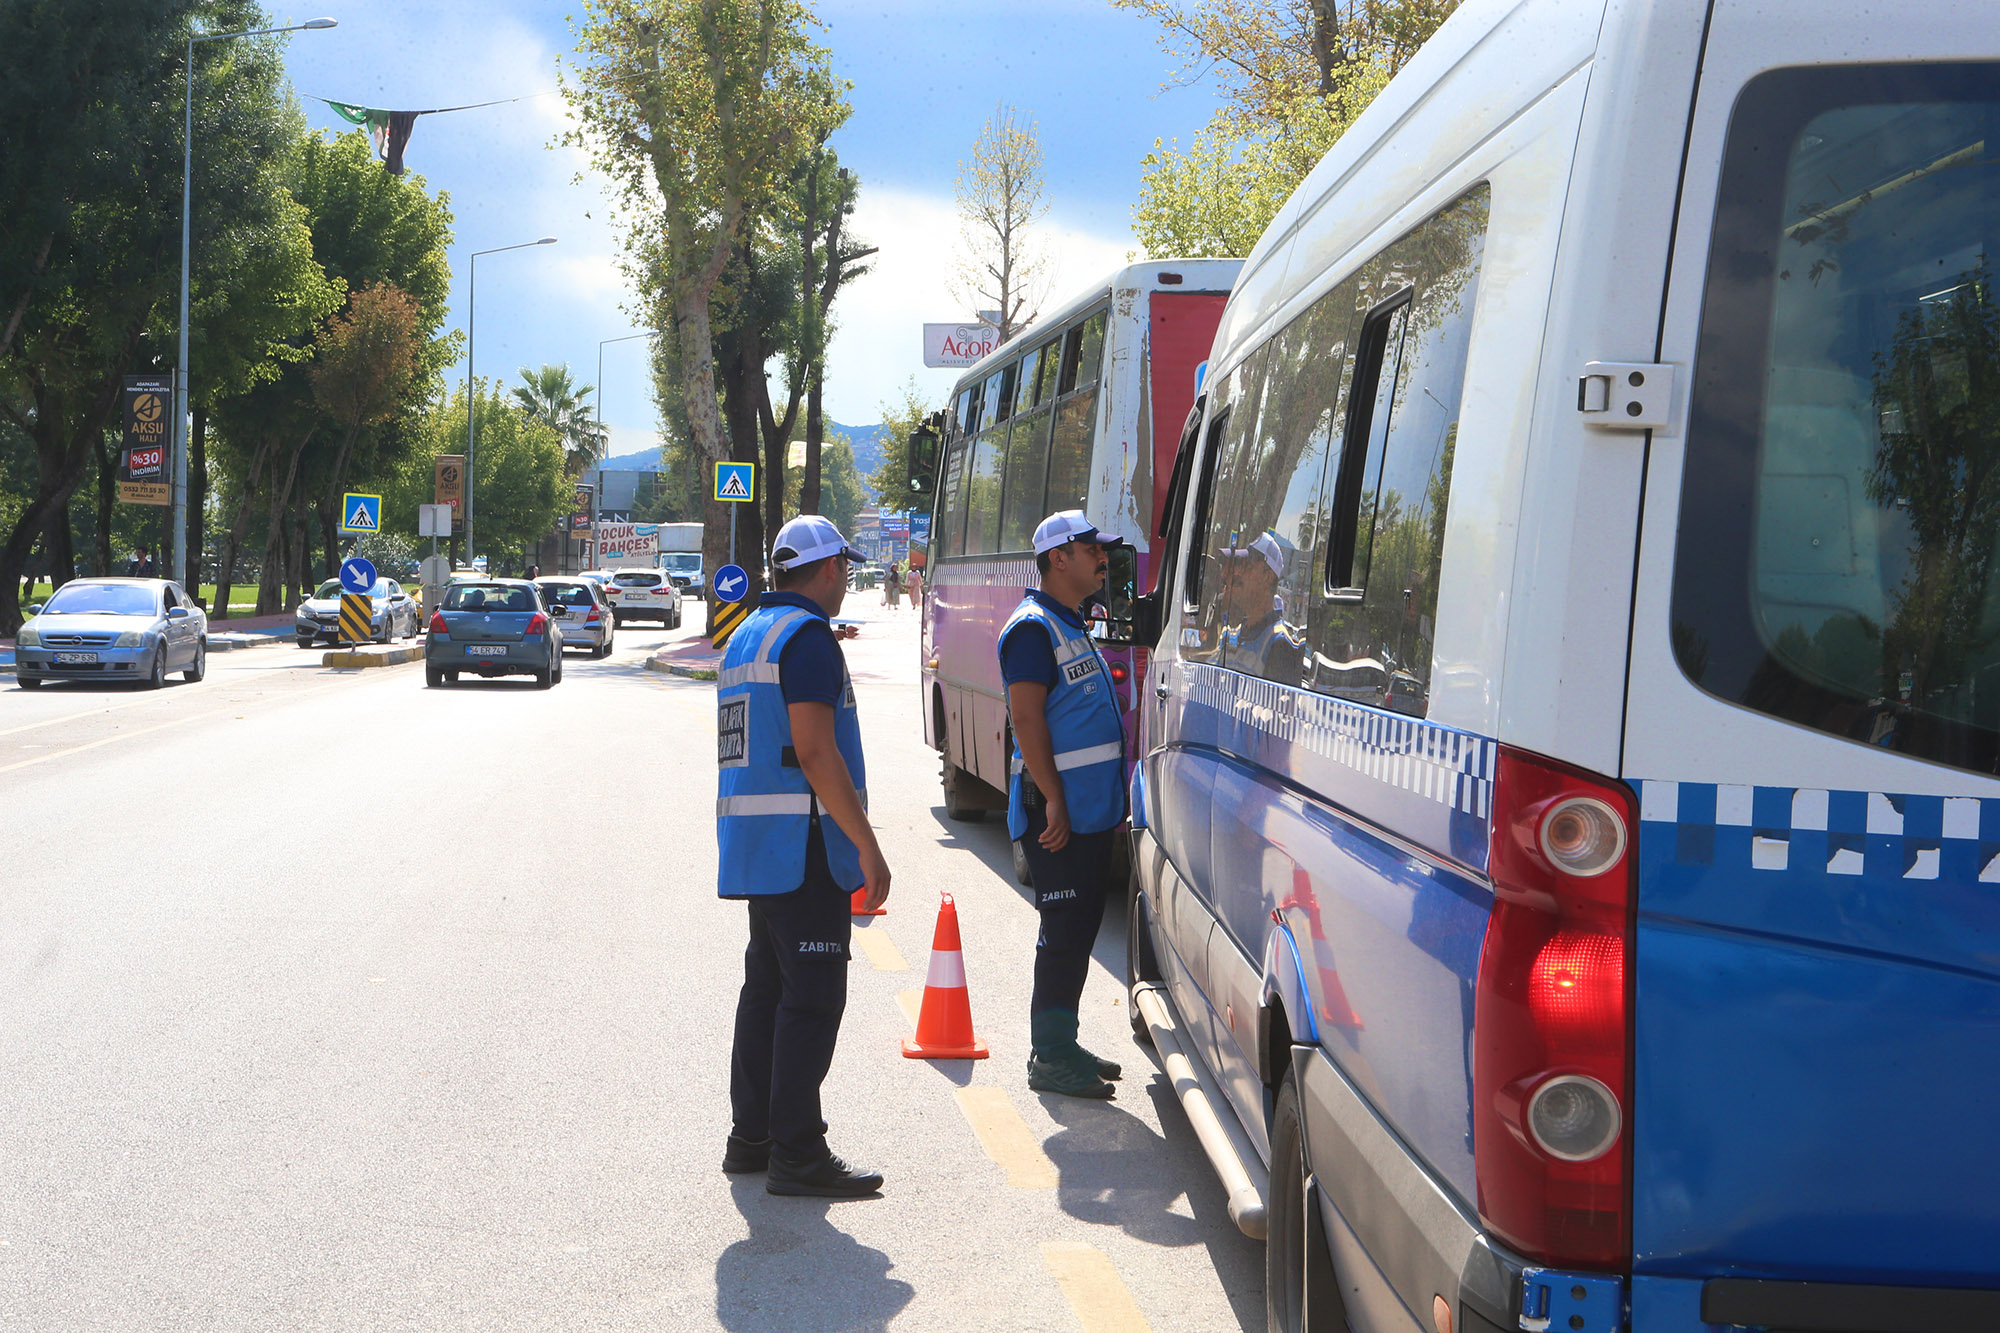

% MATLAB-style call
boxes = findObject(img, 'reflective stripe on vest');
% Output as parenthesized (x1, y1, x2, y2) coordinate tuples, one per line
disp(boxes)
(1000, 596, 1126, 840)
(715, 603, 867, 895)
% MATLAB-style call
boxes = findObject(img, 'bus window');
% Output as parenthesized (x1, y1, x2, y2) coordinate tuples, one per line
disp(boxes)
(990, 365, 1015, 426)
(1046, 382, 1096, 516)
(963, 428, 1005, 553)
(956, 385, 980, 437)
(1012, 349, 1040, 417)
(1310, 185, 1488, 715)
(999, 408, 1053, 551)
(1074, 311, 1106, 390)
(938, 433, 972, 557)
(1032, 340, 1062, 407)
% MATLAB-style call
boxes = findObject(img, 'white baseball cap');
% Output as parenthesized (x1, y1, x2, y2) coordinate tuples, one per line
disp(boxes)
(1224, 529, 1290, 577)
(771, 514, 865, 569)
(1032, 509, 1123, 555)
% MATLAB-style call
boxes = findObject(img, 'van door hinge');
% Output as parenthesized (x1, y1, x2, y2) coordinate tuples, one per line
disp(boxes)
(1520, 1269, 1624, 1333)
(1577, 361, 1675, 432)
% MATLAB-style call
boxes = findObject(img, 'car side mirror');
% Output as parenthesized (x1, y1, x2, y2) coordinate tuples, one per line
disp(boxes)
(167, 606, 189, 620)
(25, 604, 42, 617)
(549, 603, 567, 615)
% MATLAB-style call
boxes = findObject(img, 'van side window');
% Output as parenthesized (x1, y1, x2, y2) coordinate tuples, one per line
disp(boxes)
(1673, 66, 2000, 773)
(1310, 185, 1489, 717)
(1219, 280, 1360, 685)
(1185, 348, 1271, 665)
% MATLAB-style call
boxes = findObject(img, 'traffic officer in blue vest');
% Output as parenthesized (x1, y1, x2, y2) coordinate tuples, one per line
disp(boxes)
(1221, 528, 1306, 685)
(999, 510, 1129, 1099)
(717, 514, 890, 1196)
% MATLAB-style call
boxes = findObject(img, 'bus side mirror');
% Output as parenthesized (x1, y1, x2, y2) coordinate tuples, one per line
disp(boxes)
(906, 423, 939, 497)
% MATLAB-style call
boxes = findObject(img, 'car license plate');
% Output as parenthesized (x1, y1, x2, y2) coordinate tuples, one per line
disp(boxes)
(466, 645, 506, 657)
(55, 652, 98, 664)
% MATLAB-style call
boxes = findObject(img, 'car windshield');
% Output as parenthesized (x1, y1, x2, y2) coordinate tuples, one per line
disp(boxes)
(370, 578, 393, 597)
(443, 584, 535, 612)
(314, 581, 341, 599)
(662, 554, 699, 571)
(41, 584, 156, 616)
(540, 583, 591, 604)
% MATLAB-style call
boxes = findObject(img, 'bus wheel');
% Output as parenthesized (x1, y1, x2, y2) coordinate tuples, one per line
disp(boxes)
(1266, 1066, 1345, 1333)
(941, 761, 985, 823)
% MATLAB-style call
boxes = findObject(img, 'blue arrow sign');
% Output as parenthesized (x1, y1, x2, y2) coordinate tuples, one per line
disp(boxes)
(713, 563, 748, 604)
(340, 556, 378, 595)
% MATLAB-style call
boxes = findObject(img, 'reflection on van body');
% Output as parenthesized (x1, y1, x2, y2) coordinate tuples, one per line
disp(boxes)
(1130, 3, 2000, 1332)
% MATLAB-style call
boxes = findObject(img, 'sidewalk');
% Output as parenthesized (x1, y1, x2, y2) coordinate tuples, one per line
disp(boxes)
(643, 599, 922, 682)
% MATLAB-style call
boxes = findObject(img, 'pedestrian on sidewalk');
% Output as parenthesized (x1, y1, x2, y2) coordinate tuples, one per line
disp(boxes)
(882, 561, 901, 610)
(716, 514, 892, 1197)
(997, 510, 1128, 1099)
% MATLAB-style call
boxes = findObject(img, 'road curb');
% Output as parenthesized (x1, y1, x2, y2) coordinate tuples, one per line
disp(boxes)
(323, 644, 424, 669)
(206, 632, 289, 653)
(645, 654, 717, 681)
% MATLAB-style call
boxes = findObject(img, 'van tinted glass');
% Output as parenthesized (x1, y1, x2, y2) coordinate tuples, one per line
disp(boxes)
(1311, 186, 1487, 715)
(1675, 66, 2000, 772)
(1185, 349, 1270, 665)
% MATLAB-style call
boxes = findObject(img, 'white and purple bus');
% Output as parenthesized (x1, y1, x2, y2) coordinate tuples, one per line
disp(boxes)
(908, 259, 1242, 837)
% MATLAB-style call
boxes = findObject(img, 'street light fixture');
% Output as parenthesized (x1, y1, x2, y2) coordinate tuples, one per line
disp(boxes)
(465, 237, 557, 570)
(591, 330, 657, 569)
(172, 16, 337, 592)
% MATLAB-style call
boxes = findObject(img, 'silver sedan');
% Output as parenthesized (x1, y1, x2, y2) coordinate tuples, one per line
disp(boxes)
(13, 578, 208, 690)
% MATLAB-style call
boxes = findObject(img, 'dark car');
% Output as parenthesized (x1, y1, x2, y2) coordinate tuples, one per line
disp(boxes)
(423, 580, 563, 688)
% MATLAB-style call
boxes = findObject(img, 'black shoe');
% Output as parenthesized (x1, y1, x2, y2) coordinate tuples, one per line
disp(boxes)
(722, 1134, 770, 1173)
(766, 1151, 884, 1198)
(1027, 1053, 1116, 1099)
(1072, 1043, 1122, 1081)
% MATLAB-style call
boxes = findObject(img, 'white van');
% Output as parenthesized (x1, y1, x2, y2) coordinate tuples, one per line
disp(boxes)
(1131, 2, 2000, 1331)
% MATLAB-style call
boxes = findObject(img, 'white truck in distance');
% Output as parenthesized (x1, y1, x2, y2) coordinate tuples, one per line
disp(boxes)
(657, 521, 703, 597)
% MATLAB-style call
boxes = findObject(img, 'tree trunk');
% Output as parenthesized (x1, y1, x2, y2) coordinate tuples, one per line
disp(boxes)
(92, 431, 117, 577)
(212, 438, 272, 622)
(187, 404, 208, 598)
(0, 356, 132, 632)
(256, 429, 311, 615)
(803, 371, 825, 516)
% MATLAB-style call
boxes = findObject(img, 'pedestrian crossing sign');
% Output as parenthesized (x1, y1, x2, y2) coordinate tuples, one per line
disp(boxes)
(340, 492, 382, 533)
(715, 462, 755, 503)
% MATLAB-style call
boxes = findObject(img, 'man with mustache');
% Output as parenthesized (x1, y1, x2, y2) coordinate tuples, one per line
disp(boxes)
(997, 510, 1129, 1098)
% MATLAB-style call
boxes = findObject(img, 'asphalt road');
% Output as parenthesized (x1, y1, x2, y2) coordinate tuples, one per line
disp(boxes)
(0, 605, 1261, 1331)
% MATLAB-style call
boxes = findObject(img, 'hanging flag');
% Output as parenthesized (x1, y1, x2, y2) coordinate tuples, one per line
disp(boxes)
(315, 93, 557, 175)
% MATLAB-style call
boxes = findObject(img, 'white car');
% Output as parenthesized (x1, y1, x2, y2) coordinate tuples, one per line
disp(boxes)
(603, 568, 682, 628)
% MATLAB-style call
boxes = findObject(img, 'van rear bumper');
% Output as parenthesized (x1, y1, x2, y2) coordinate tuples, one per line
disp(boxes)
(1294, 1043, 1525, 1333)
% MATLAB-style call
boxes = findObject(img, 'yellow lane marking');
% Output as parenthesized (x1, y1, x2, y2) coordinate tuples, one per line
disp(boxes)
(953, 1087, 1058, 1190)
(896, 988, 923, 1027)
(851, 925, 908, 971)
(1041, 1243, 1151, 1332)
(0, 679, 347, 778)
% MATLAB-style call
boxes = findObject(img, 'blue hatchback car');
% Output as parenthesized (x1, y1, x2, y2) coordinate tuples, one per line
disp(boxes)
(423, 580, 563, 688)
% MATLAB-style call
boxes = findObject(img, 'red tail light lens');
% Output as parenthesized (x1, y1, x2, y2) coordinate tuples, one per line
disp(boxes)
(526, 612, 549, 635)
(427, 610, 448, 635)
(1474, 746, 1633, 1268)
(1109, 662, 1128, 683)
(585, 608, 601, 623)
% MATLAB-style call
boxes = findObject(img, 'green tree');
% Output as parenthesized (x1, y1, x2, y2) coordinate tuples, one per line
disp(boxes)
(402, 382, 568, 569)
(564, 0, 848, 607)
(954, 104, 1047, 341)
(514, 363, 607, 476)
(866, 378, 941, 508)
(0, 0, 308, 630)
(785, 432, 862, 533)
(1119, 0, 1458, 257)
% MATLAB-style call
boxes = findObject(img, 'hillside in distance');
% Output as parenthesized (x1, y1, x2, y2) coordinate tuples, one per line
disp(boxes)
(601, 420, 889, 478)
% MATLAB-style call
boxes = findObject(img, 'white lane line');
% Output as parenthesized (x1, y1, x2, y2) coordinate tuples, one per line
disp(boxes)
(1041, 1242, 1152, 1332)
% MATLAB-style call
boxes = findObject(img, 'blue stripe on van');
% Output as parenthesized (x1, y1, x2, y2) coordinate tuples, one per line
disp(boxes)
(1639, 779, 2000, 883)
(1181, 662, 1495, 869)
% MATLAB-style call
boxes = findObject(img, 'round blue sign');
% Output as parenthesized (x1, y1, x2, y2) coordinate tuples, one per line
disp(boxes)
(339, 556, 378, 595)
(712, 564, 749, 604)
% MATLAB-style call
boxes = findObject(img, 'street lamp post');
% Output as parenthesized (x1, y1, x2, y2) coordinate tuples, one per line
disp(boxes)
(174, 16, 336, 592)
(593, 330, 656, 570)
(465, 238, 557, 570)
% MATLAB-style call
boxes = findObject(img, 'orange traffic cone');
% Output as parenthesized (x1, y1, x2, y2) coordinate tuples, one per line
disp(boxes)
(901, 892, 990, 1059)
(850, 886, 885, 917)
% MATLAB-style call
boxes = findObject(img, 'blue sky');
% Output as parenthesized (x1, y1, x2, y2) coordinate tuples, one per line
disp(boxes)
(273, 0, 1222, 458)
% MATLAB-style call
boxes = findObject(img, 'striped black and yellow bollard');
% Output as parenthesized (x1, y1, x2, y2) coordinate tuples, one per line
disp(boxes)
(338, 592, 372, 645)
(709, 596, 751, 649)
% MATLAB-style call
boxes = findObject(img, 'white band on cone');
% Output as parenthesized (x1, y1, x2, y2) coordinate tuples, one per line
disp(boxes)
(925, 949, 966, 989)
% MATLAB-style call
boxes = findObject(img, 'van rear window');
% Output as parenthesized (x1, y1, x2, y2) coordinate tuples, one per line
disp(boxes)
(1674, 64, 2000, 774)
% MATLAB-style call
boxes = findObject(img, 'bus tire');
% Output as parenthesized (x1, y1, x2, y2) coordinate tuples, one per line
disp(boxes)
(941, 761, 985, 823)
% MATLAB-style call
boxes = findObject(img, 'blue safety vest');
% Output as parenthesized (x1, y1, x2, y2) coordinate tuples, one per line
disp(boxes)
(716, 603, 867, 895)
(1001, 596, 1126, 840)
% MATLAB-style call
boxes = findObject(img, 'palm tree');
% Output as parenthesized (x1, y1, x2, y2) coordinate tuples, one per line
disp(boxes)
(513, 363, 609, 476)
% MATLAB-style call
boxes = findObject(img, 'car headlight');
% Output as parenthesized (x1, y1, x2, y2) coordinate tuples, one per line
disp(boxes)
(114, 630, 149, 649)
(16, 625, 39, 647)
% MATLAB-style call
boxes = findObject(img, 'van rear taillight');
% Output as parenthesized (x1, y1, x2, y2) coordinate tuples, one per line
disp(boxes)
(1474, 746, 1633, 1268)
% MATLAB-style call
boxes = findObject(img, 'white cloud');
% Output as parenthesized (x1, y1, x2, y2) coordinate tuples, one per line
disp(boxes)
(822, 188, 1133, 423)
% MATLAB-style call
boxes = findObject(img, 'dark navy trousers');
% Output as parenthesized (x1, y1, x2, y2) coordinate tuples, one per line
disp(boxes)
(1018, 803, 1115, 1016)
(727, 824, 852, 1161)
